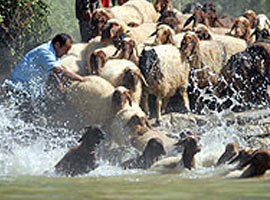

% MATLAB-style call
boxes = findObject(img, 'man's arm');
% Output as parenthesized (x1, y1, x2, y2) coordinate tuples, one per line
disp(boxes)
(53, 66, 87, 82)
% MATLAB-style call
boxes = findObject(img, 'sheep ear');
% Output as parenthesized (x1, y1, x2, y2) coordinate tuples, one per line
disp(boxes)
(167, 31, 175, 45)
(144, 117, 152, 129)
(124, 90, 133, 106)
(111, 48, 120, 57)
(130, 40, 140, 59)
(124, 115, 141, 129)
(149, 30, 157, 37)
(190, 35, 200, 55)
(136, 71, 149, 87)
(110, 24, 121, 38)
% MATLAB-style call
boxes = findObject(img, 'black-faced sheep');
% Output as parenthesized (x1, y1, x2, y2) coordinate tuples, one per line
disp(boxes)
(227, 16, 251, 42)
(138, 45, 190, 123)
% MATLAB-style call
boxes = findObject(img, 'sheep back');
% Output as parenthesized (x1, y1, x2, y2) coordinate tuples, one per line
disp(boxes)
(212, 34, 247, 60)
(67, 76, 115, 126)
(140, 44, 189, 98)
(100, 59, 143, 105)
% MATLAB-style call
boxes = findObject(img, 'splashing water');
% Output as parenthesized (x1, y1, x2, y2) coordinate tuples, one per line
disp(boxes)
(0, 85, 260, 180)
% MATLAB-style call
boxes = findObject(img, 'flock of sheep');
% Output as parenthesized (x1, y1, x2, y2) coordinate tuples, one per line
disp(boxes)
(53, 0, 270, 178)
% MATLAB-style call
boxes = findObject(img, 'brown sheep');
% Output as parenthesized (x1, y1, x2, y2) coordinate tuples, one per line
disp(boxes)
(108, 108, 176, 152)
(154, 0, 174, 14)
(54, 126, 105, 176)
(216, 142, 240, 166)
(239, 149, 270, 178)
(243, 10, 257, 29)
(151, 135, 201, 170)
(121, 138, 167, 169)
(227, 16, 251, 42)
(183, 10, 209, 30)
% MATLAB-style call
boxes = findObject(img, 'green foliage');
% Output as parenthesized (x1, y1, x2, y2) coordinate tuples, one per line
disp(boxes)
(0, 0, 51, 67)
(47, 0, 80, 42)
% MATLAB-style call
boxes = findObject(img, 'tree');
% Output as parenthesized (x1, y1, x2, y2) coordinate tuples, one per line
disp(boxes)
(0, 0, 51, 70)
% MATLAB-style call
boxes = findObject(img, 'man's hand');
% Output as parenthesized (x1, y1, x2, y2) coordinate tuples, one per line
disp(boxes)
(53, 66, 88, 82)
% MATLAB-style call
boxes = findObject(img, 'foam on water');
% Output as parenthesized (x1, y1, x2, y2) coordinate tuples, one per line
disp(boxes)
(0, 89, 258, 179)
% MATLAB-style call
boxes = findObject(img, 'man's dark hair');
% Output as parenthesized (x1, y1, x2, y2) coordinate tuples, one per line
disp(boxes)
(52, 33, 73, 47)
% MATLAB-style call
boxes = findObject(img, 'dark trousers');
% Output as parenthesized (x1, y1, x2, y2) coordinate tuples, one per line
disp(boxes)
(79, 20, 92, 42)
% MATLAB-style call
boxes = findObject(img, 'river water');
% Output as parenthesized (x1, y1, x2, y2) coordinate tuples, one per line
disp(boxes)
(0, 80, 270, 200)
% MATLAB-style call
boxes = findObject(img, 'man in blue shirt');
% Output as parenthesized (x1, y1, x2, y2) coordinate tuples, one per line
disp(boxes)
(5, 33, 86, 98)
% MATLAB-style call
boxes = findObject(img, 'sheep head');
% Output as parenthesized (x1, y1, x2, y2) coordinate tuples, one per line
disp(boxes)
(90, 50, 107, 75)
(243, 9, 257, 28)
(180, 32, 200, 59)
(154, 0, 172, 13)
(175, 134, 201, 169)
(195, 24, 213, 40)
(92, 9, 111, 37)
(142, 138, 167, 166)
(157, 16, 181, 34)
(233, 17, 251, 39)
(216, 142, 240, 166)
(139, 48, 163, 82)
(101, 19, 128, 44)
(78, 126, 105, 151)
(152, 24, 175, 45)
(125, 115, 151, 136)
(112, 37, 139, 61)
(112, 86, 133, 112)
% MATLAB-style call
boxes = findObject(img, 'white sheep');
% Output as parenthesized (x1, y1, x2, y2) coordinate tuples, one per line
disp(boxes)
(108, 105, 176, 152)
(94, 0, 159, 26)
(66, 76, 133, 128)
(256, 14, 270, 31)
(139, 44, 190, 123)
(97, 59, 147, 105)
(60, 43, 91, 75)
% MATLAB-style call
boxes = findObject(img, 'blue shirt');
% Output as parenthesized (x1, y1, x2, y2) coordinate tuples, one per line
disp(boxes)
(7, 41, 62, 98)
